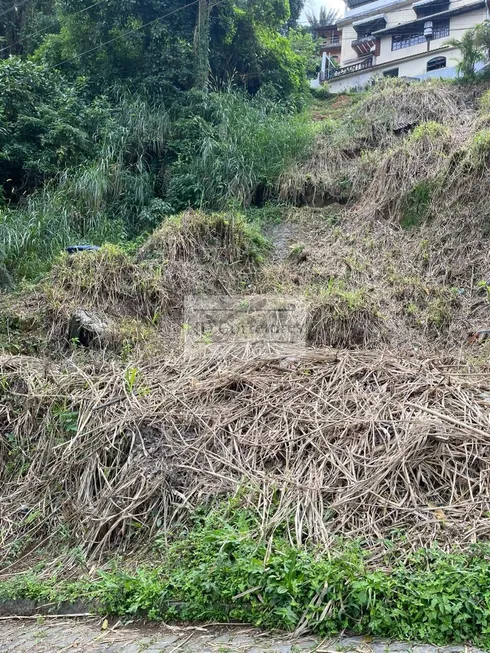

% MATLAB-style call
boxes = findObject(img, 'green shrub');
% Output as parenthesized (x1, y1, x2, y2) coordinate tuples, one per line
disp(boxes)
(0, 57, 94, 194)
(479, 89, 490, 113)
(400, 180, 437, 229)
(469, 128, 490, 165)
(311, 84, 332, 101)
(408, 121, 450, 143)
(0, 94, 170, 284)
(166, 91, 315, 210)
(4, 504, 490, 647)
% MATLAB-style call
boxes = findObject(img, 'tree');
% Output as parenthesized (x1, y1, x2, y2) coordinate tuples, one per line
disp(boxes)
(0, 57, 94, 199)
(194, 0, 212, 90)
(33, 0, 303, 100)
(447, 29, 484, 80)
(0, 0, 55, 57)
(304, 5, 340, 28)
(474, 20, 490, 63)
(34, 0, 198, 98)
(288, 0, 305, 28)
(208, 0, 313, 99)
(288, 27, 318, 78)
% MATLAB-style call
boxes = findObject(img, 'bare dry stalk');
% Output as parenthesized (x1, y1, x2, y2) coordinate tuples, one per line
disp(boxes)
(2, 348, 490, 566)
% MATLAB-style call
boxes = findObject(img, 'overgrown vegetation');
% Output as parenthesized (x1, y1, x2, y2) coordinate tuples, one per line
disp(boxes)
(6, 2, 490, 642)
(0, 88, 314, 284)
(0, 0, 320, 286)
(307, 282, 384, 348)
(4, 503, 490, 647)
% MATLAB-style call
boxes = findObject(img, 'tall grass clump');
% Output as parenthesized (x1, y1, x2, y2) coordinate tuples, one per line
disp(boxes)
(166, 91, 316, 210)
(0, 184, 122, 285)
(0, 96, 171, 285)
(138, 209, 270, 300)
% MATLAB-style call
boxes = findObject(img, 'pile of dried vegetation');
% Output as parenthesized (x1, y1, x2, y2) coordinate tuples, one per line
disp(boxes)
(272, 80, 490, 350)
(278, 79, 470, 207)
(138, 209, 270, 302)
(2, 348, 490, 568)
(4, 79, 490, 577)
(0, 210, 271, 358)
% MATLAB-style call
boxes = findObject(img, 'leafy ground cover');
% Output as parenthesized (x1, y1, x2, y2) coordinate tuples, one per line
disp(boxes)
(3, 503, 490, 647)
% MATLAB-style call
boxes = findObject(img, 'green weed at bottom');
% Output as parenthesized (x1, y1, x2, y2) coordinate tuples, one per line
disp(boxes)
(2, 505, 490, 646)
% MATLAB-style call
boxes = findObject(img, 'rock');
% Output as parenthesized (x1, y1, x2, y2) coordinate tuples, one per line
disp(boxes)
(288, 243, 309, 263)
(68, 309, 112, 347)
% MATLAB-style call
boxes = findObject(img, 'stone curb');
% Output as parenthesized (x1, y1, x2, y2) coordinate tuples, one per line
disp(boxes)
(0, 599, 95, 617)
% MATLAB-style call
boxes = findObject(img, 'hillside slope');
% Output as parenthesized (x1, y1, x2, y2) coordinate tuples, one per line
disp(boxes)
(2, 78, 490, 575)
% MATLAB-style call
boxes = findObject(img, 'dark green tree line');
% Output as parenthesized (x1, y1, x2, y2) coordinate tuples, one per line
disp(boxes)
(0, 0, 318, 284)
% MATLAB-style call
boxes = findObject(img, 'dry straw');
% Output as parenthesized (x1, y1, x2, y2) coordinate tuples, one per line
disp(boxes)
(2, 347, 490, 568)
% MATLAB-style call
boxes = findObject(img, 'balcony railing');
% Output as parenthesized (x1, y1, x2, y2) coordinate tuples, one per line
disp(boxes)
(322, 56, 373, 81)
(321, 36, 341, 46)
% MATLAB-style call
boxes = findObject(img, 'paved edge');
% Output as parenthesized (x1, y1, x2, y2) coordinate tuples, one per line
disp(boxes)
(0, 600, 95, 617)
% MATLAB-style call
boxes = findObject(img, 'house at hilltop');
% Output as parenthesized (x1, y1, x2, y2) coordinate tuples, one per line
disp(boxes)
(324, 0, 488, 91)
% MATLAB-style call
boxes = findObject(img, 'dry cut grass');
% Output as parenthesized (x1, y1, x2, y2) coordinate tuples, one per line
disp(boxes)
(2, 348, 490, 570)
(0, 210, 272, 358)
(278, 79, 470, 207)
(138, 209, 270, 303)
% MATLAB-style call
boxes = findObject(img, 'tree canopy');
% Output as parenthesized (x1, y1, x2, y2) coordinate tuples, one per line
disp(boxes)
(0, 0, 321, 283)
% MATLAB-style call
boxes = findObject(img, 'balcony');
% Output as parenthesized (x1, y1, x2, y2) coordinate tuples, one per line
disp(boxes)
(322, 35, 341, 46)
(323, 56, 373, 80)
(351, 35, 377, 56)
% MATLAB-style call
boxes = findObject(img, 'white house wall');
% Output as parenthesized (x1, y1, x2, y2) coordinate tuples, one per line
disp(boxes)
(450, 5, 488, 38)
(332, 0, 488, 91)
(376, 32, 450, 65)
(340, 23, 363, 64)
(328, 47, 459, 91)
(377, 4, 487, 64)
(328, 69, 381, 91)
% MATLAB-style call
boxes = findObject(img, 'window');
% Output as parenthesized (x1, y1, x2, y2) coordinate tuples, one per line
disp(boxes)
(383, 68, 399, 77)
(392, 31, 425, 50)
(433, 20, 450, 39)
(426, 56, 446, 71)
(392, 19, 449, 50)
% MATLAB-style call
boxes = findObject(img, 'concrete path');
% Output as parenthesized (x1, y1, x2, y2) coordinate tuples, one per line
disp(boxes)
(0, 619, 483, 653)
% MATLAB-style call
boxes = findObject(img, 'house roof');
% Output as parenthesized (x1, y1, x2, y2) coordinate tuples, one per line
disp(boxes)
(372, 0, 485, 34)
(314, 24, 340, 30)
(338, 0, 411, 25)
(353, 13, 388, 25)
(412, 0, 448, 8)
(346, 0, 380, 9)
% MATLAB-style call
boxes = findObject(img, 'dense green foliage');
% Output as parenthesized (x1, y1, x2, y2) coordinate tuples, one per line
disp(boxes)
(445, 21, 490, 80)
(447, 30, 484, 80)
(3, 504, 490, 646)
(0, 86, 314, 282)
(0, 58, 94, 196)
(166, 91, 314, 209)
(0, 0, 320, 286)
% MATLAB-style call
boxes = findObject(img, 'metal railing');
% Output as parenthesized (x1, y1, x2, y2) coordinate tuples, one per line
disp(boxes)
(323, 56, 374, 80)
(321, 35, 341, 45)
